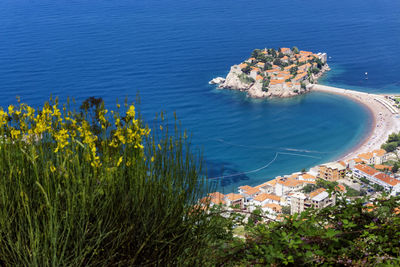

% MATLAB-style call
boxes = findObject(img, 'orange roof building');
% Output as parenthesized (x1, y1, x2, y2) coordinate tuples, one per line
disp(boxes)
(374, 173, 400, 187)
(309, 188, 326, 198)
(263, 203, 282, 213)
(253, 193, 281, 204)
(354, 164, 379, 177)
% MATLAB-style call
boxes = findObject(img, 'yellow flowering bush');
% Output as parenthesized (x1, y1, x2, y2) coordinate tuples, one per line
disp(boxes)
(0, 98, 150, 172)
(0, 97, 211, 266)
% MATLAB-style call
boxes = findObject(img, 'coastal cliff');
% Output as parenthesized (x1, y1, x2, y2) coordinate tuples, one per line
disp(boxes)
(212, 47, 330, 98)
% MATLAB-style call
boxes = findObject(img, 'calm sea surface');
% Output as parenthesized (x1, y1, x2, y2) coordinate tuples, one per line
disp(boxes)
(1, 0, 399, 192)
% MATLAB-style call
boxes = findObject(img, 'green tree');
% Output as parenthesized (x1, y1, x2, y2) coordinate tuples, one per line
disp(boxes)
(241, 64, 251, 74)
(281, 205, 291, 215)
(251, 49, 262, 59)
(273, 58, 282, 66)
(292, 46, 299, 54)
(393, 162, 399, 173)
(382, 141, 398, 152)
(290, 66, 298, 75)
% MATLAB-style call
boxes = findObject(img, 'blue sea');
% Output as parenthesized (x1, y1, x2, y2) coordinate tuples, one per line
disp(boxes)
(1, 0, 399, 192)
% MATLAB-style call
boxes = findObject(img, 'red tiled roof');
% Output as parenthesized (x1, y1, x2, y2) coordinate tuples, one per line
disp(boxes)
(254, 193, 281, 202)
(309, 188, 326, 198)
(355, 164, 379, 176)
(374, 173, 400, 187)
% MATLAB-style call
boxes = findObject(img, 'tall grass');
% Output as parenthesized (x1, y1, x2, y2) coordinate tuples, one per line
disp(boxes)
(0, 98, 218, 266)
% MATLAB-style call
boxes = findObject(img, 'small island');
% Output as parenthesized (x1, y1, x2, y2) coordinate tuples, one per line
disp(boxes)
(210, 47, 330, 98)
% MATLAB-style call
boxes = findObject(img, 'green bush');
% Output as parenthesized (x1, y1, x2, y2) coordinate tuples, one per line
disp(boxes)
(209, 196, 400, 266)
(238, 73, 255, 84)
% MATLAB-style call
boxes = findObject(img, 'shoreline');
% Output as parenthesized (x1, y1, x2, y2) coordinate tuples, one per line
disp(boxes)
(310, 84, 400, 161)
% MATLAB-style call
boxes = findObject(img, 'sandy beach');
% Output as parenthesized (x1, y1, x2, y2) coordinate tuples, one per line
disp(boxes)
(310, 84, 400, 161)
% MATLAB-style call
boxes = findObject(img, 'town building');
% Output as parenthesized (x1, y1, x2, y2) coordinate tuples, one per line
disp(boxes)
(318, 162, 346, 181)
(290, 188, 336, 215)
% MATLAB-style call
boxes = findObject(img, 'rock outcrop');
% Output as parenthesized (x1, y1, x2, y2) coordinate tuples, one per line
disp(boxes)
(219, 66, 252, 91)
(209, 77, 225, 85)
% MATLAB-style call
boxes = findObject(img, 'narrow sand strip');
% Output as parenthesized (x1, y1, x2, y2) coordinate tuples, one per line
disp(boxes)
(310, 84, 400, 161)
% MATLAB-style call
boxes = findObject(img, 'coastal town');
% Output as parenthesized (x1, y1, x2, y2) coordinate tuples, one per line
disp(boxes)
(201, 86, 400, 222)
(210, 47, 330, 98)
(202, 147, 400, 220)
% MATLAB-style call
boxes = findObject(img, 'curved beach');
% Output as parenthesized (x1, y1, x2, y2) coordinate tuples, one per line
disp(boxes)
(310, 84, 400, 161)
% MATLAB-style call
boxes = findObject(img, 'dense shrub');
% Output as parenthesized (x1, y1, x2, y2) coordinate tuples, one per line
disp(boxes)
(208, 195, 400, 266)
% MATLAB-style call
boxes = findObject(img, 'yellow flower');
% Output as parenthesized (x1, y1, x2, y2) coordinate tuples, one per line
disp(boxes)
(0, 109, 8, 127)
(160, 125, 163, 131)
(50, 165, 56, 173)
(117, 156, 123, 166)
(126, 105, 135, 119)
(10, 128, 21, 139)
(151, 156, 154, 162)
(8, 105, 14, 115)
(158, 144, 162, 150)
(53, 128, 69, 152)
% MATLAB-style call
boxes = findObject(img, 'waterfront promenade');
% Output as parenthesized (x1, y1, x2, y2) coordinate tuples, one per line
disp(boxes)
(310, 84, 400, 161)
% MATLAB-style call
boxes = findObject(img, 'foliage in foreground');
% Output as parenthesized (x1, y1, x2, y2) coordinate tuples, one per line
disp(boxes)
(0, 98, 226, 266)
(209, 194, 400, 266)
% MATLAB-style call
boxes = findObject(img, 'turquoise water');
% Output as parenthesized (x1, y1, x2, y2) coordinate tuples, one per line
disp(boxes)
(0, 0, 399, 192)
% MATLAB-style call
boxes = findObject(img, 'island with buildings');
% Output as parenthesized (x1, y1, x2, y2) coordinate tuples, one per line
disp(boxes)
(210, 47, 329, 98)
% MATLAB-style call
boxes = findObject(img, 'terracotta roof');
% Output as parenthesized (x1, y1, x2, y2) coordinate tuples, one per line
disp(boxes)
(225, 193, 244, 201)
(374, 164, 392, 171)
(394, 207, 400, 215)
(281, 47, 290, 53)
(354, 164, 379, 176)
(255, 182, 270, 189)
(263, 203, 282, 212)
(335, 184, 346, 192)
(266, 179, 278, 186)
(352, 158, 365, 163)
(290, 173, 300, 179)
(277, 177, 303, 187)
(358, 152, 373, 160)
(239, 185, 252, 191)
(256, 75, 264, 80)
(209, 192, 225, 199)
(253, 193, 281, 202)
(374, 173, 400, 187)
(208, 192, 226, 205)
(373, 149, 386, 157)
(239, 63, 248, 69)
(284, 64, 297, 70)
(244, 187, 260, 196)
(309, 188, 326, 198)
(364, 203, 376, 212)
(300, 50, 313, 55)
(302, 173, 316, 180)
